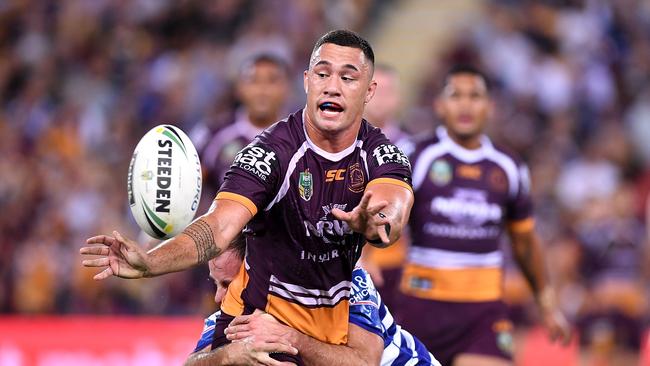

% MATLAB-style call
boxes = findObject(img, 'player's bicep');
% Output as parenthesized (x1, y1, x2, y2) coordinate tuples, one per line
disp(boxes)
(347, 323, 383, 366)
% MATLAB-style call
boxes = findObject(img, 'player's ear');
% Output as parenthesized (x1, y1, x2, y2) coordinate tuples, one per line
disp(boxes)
(303, 70, 309, 93)
(364, 79, 377, 105)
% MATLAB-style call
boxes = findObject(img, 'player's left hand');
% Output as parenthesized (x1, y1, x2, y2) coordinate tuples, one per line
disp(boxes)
(538, 289, 572, 345)
(331, 190, 391, 246)
(225, 311, 298, 350)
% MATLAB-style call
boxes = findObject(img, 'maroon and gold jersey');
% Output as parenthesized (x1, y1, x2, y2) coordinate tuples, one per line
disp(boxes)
(401, 126, 533, 303)
(216, 109, 412, 344)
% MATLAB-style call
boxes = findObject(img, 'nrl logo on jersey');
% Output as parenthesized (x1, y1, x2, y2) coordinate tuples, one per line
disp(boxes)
(321, 203, 347, 220)
(372, 144, 411, 169)
(299, 169, 313, 201)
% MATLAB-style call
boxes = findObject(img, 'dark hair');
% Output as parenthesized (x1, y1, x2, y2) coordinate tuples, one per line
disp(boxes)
(226, 234, 246, 261)
(239, 53, 290, 78)
(312, 29, 375, 66)
(443, 64, 490, 91)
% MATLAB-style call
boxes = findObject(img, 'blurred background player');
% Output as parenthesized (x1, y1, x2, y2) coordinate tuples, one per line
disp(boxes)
(571, 185, 647, 366)
(360, 64, 413, 309)
(190, 235, 441, 366)
(394, 65, 571, 366)
(192, 53, 291, 215)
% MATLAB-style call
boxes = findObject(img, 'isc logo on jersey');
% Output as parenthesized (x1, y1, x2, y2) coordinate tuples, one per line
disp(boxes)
(233, 145, 277, 181)
(128, 124, 202, 239)
(372, 143, 411, 169)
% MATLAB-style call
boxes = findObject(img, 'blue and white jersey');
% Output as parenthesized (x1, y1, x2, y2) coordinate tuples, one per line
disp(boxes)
(193, 311, 220, 352)
(193, 268, 441, 366)
(349, 267, 441, 366)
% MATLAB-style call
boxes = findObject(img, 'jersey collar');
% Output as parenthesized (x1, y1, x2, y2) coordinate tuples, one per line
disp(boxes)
(301, 109, 362, 162)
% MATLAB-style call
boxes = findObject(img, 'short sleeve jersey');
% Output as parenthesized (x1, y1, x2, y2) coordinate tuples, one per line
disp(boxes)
(401, 126, 532, 302)
(216, 109, 412, 344)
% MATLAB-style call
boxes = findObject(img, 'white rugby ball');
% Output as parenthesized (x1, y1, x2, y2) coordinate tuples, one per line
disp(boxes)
(127, 124, 202, 239)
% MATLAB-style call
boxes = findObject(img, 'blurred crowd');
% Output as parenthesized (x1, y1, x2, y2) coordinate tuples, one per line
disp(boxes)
(1, 0, 649, 359)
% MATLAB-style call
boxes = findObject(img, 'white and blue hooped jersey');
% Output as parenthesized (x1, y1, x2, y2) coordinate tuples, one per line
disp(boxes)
(193, 267, 441, 366)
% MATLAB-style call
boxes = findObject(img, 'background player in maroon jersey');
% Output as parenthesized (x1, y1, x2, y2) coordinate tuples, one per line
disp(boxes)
(395, 65, 571, 366)
(193, 54, 291, 215)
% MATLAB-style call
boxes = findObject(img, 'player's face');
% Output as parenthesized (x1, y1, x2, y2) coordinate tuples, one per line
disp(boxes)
(436, 73, 492, 141)
(208, 250, 242, 307)
(238, 61, 289, 125)
(363, 69, 400, 127)
(303, 43, 376, 135)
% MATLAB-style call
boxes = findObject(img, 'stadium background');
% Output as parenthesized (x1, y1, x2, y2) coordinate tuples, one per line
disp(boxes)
(0, 0, 649, 365)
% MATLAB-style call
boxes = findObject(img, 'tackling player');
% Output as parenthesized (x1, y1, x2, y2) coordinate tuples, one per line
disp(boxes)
(81, 30, 414, 365)
(187, 235, 440, 366)
(394, 65, 571, 366)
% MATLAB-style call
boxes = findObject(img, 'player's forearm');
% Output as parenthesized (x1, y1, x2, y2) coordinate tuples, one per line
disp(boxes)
(510, 230, 552, 306)
(291, 331, 373, 366)
(184, 344, 239, 366)
(145, 214, 226, 276)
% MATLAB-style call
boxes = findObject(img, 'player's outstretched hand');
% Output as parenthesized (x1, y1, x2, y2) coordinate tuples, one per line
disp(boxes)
(331, 190, 391, 246)
(80, 231, 149, 280)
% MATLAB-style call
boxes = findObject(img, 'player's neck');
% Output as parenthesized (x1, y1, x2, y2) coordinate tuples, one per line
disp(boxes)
(247, 113, 278, 129)
(446, 130, 482, 150)
(304, 118, 359, 153)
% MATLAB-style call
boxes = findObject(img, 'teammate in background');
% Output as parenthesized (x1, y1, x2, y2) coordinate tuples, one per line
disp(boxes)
(363, 64, 413, 156)
(395, 65, 571, 366)
(81, 30, 414, 365)
(187, 235, 440, 366)
(193, 54, 291, 215)
(360, 64, 413, 309)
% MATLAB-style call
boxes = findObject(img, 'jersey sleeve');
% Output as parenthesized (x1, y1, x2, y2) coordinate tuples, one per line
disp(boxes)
(192, 311, 219, 353)
(217, 138, 281, 216)
(348, 268, 384, 338)
(506, 162, 534, 230)
(365, 131, 413, 191)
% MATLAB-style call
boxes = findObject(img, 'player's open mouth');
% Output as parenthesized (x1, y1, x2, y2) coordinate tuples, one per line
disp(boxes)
(318, 102, 344, 117)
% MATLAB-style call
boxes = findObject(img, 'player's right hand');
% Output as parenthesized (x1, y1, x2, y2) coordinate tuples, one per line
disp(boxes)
(80, 231, 149, 280)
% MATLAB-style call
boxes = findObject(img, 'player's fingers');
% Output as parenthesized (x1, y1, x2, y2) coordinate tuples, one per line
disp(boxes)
(366, 201, 388, 216)
(79, 246, 110, 256)
(82, 257, 110, 267)
(113, 231, 132, 248)
(377, 224, 390, 244)
(226, 330, 252, 341)
(228, 315, 252, 327)
(259, 341, 299, 355)
(357, 190, 373, 210)
(93, 267, 114, 281)
(86, 235, 115, 246)
(331, 208, 352, 222)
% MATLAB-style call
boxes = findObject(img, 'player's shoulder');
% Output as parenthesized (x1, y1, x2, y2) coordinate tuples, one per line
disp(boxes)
(409, 132, 443, 162)
(252, 110, 305, 153)
(487, 140, 526, 166)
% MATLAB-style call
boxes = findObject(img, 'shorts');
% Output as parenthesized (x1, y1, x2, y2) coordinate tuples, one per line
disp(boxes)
(577, 310, 642, 351)
(211, 310, 305, 365)
(395, 294, 514, 365)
